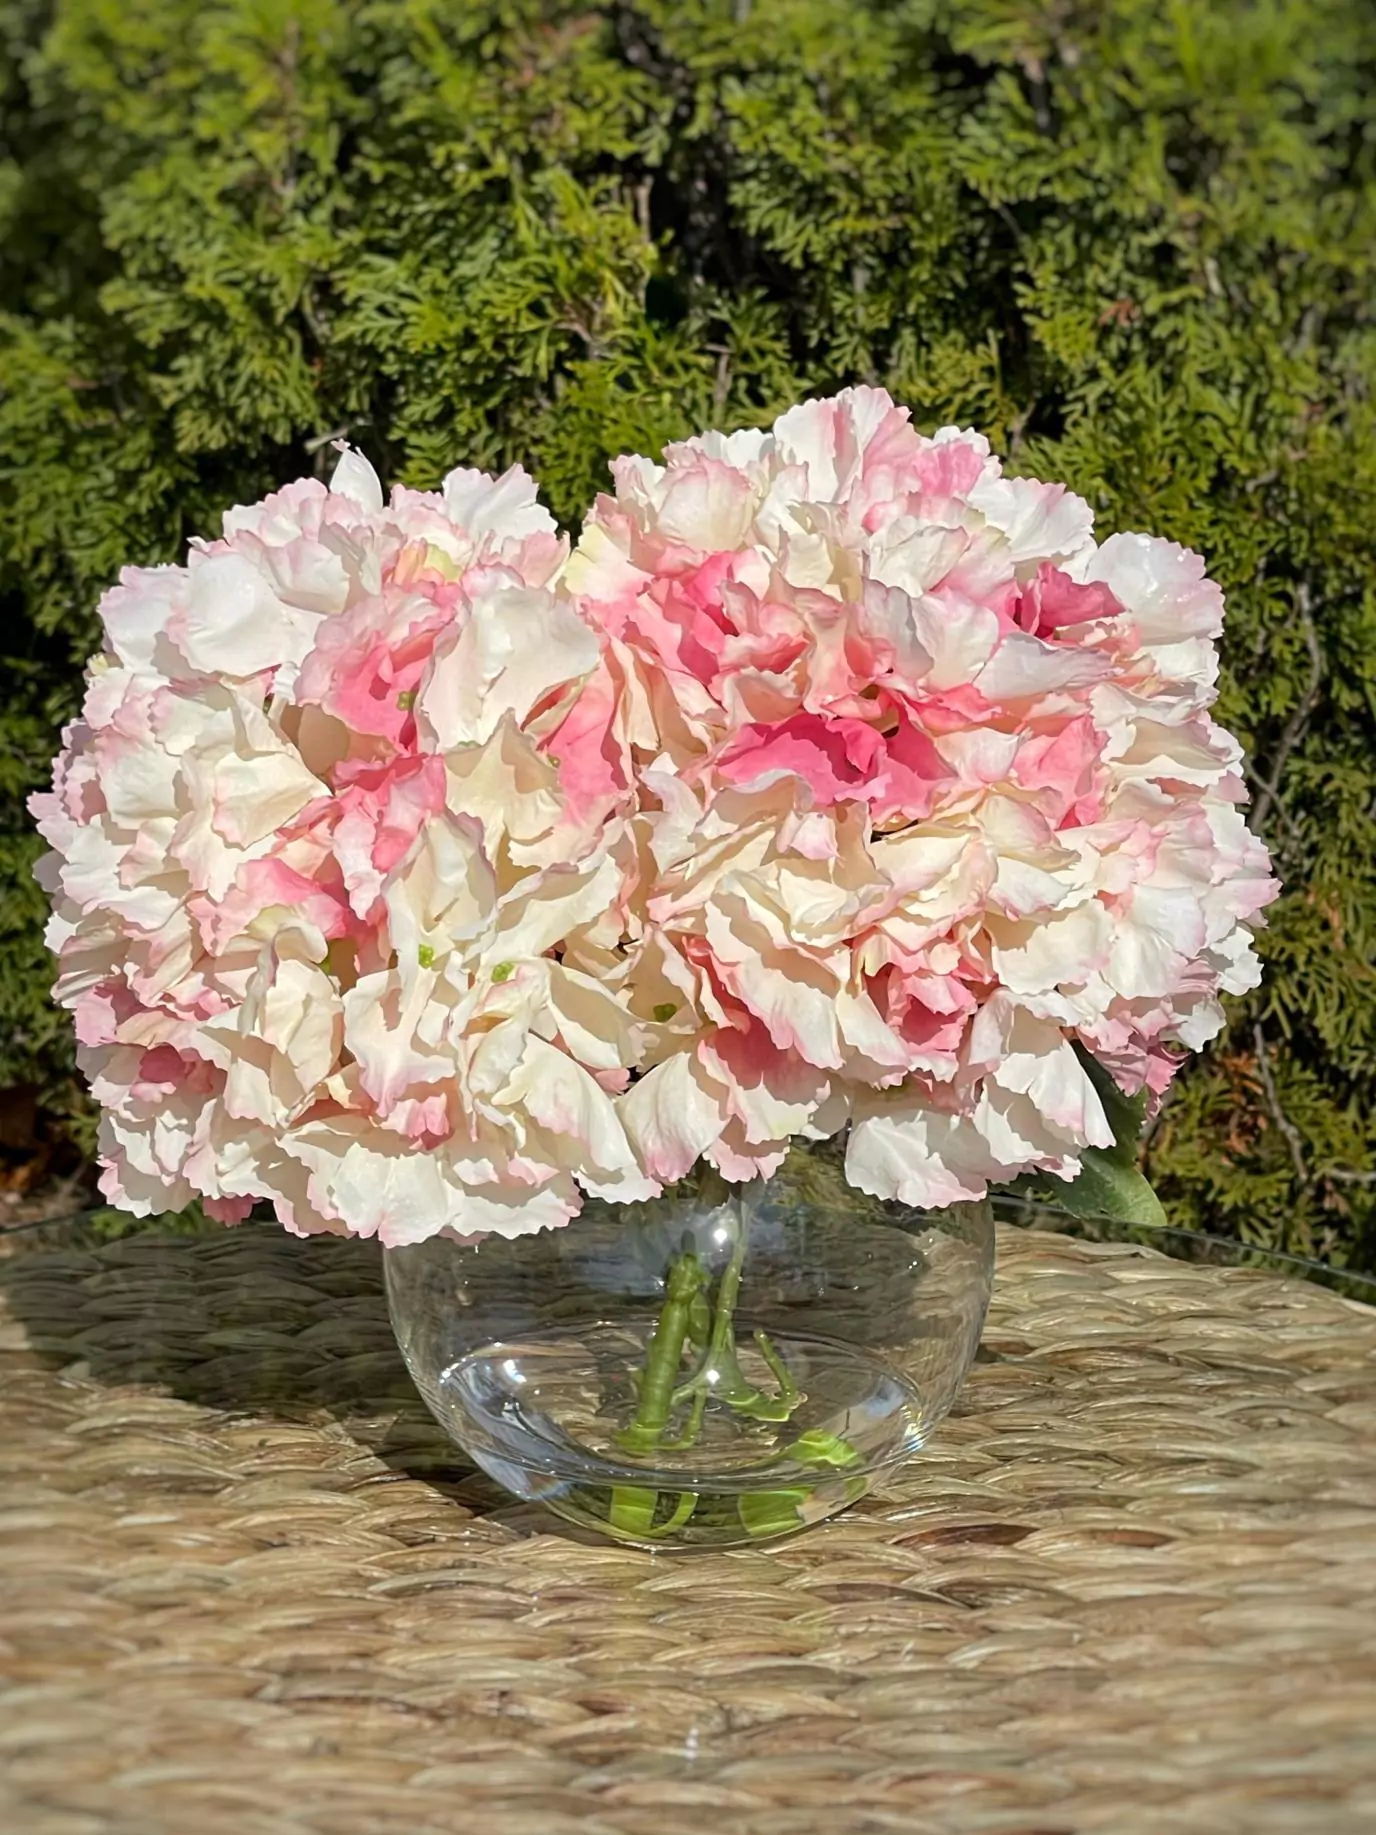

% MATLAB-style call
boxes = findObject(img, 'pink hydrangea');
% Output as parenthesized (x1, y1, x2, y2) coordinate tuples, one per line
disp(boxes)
(33, 392, 1279, 1239)
(33, 449, 649, 1241)
(559, 388, 1278, 1208)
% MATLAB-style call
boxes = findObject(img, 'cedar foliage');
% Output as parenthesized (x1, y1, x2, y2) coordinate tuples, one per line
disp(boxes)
(2, 0, 1374, 1262)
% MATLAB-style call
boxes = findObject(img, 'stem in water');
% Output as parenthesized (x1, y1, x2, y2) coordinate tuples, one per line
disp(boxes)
(607, 1186, 810, 1539)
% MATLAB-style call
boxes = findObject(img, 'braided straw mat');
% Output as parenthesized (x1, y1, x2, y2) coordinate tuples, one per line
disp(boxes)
(2, 1218, 1374, 1835)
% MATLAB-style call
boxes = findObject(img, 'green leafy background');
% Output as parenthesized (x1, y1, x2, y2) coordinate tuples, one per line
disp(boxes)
(3, 0, 1373, 1263)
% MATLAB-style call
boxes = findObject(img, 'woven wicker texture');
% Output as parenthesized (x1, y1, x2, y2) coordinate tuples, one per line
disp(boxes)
(2, 1220, 1374, 1835)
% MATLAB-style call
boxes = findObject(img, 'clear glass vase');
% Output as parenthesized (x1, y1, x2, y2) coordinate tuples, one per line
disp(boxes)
(384, 1144, 994, 1547)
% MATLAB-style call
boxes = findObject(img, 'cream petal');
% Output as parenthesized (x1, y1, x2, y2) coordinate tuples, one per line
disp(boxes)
(182, 551, 316, 678)
(328, 444, 385, 514)
(418, 583, 599, 748)
(618, 1051, 727, 1185)
(442, 463, 557, 545)
(845, 1104, 994, 1209)
(497, 1037, 640, 1182)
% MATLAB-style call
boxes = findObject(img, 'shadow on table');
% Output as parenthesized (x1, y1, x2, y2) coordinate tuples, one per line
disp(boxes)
(0, 1216, 541, 1527)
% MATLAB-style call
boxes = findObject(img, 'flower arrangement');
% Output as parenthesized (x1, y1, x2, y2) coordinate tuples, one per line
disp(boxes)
(33, 388, 1278, 1243)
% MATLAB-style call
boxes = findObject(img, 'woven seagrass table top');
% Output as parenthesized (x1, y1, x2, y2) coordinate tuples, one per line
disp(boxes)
(2, 1217, 1375, 1835)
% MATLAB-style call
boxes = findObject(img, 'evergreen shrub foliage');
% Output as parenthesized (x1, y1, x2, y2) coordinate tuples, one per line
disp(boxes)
(2, 0, 1374, 1262)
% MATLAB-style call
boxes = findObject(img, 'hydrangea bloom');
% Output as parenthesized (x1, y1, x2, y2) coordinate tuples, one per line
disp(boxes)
(558, 388, 1278, 1208)
(33, 391, 1278, 1240)
(33, 449, 649, 1240)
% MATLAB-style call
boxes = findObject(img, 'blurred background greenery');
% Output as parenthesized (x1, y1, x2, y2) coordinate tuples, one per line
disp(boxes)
(2, 0, 1373, 1263)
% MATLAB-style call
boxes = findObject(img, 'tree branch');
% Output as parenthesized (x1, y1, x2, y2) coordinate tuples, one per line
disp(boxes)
(1249, 583, 1324, 836)
(1253, 1021, 1310, 1187)
(712, 348, 732, 421)
(1242, 761, 1304, 847)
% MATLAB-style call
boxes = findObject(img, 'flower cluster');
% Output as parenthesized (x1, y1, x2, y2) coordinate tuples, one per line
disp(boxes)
(33, 390, 1278, 1241)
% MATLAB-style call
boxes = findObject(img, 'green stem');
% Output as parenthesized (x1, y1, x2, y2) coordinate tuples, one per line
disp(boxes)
(608, 1234, 708, 1536)
(659, 1386, 709, 1450)
(671, 1218, 749, 1408)
(671, 1211, 803, 1425)
(615, 1238, 707, 1456)
(606, 1191, 810, 1539)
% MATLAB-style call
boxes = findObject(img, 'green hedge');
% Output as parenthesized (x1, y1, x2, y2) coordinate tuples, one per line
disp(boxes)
(3, 0, 1374, 1262)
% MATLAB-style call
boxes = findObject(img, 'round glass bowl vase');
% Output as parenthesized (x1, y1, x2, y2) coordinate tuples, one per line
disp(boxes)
(384, 1150, 994, 1548)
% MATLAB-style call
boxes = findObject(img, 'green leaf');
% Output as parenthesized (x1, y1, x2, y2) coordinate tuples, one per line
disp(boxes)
(607, 1485, 659, 1539)
(1074, 1043, 1152, 1166)
(739, 1488, 809, 1539)
(1012, 1048, 1168, 1226)
(788, 1429, 862, 1469)
(607, 1485, 698, 1540)
(1033, 1149, 1169, 1228)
